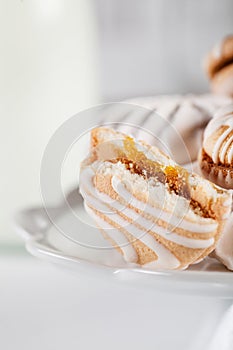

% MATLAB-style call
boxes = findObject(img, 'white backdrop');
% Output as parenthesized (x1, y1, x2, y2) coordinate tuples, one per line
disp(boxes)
(95, 0, 233, 100)
(0, 0, 99, 245)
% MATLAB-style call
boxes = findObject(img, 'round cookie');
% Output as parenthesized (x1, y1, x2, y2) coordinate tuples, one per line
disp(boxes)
(199, 104, 233, 189)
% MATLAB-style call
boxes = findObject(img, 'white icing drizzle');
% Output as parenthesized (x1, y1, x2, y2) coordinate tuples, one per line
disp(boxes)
(80, 169, 180, 268)
(111, 176, 218, 234)
(85, 203, 138, 263)
(212, 127, 232, 164)
(80, 167, 215, 250)
(220, 134, 233, 163)
(85, 196, 180, 269)
(204, 104, 233, 164)
(83, 188, 214, 250)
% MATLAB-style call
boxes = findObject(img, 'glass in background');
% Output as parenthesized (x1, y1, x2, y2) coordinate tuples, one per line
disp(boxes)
(0, 0, 99, 249)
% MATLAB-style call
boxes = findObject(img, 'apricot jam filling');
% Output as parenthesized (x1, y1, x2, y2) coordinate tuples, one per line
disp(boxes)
(96, 136, 210, 217)
(115, 136, 190, 200)
(98, 136, 191, 200)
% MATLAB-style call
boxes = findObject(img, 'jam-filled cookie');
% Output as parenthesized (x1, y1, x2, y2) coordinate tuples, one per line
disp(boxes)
(79, 127, 231, 270)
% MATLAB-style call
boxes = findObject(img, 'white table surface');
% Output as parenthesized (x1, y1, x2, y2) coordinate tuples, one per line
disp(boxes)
(1, 255, 232, 350)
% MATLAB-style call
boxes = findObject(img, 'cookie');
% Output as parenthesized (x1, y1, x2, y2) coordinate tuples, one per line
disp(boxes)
(199, 104, 233, 189)
(79, 127, 231, 270)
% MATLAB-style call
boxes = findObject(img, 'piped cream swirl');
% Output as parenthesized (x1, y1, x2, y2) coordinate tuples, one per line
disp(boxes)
(203, 104, 233, 165)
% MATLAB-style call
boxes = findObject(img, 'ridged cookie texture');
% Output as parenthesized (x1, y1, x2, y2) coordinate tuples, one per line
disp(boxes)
(123, 94, 233, 164)
(80, 127, 232, 270)
(199, 104, 233, 189)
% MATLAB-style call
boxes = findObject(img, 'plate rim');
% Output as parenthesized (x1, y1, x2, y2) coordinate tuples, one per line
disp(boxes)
(14, 205, 233, 298)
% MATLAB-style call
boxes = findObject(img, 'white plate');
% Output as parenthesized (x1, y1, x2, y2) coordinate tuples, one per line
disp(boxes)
(14, 189, 233, 298)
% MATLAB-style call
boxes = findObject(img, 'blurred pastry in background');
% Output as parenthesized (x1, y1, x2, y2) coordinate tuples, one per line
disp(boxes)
(205, 35, 233, 97)
(198, 104, 233, 189)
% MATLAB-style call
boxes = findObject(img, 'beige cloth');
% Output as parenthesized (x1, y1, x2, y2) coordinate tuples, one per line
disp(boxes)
(112, 94, 233, 164)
